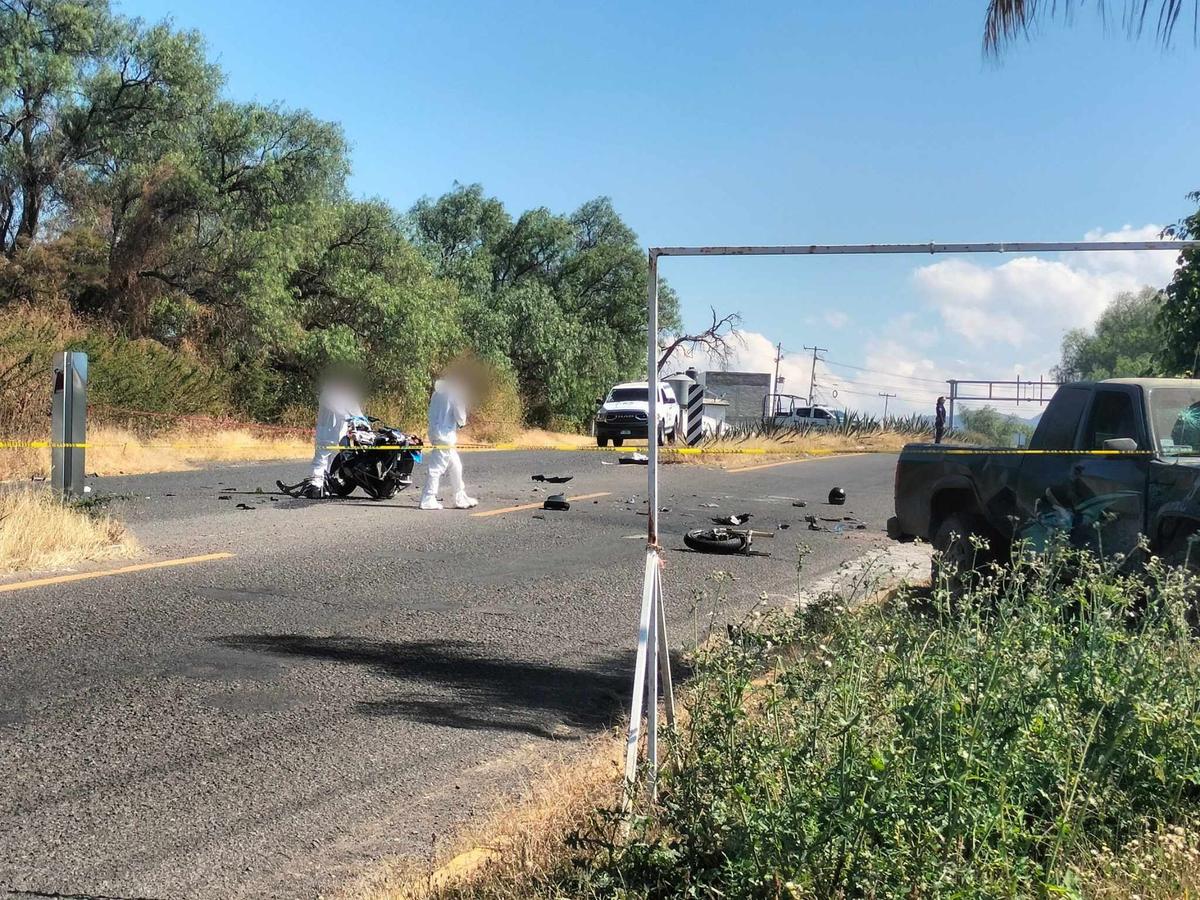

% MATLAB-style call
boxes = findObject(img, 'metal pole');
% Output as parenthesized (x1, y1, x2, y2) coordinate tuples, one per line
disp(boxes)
(771, 342, 782, 416)
(804, 345, 827, 408)
(647, 250, 659, 548)
(878, 392, 896, 418)
(947, 380, 957, 432)
(653, 240, 1196, 257)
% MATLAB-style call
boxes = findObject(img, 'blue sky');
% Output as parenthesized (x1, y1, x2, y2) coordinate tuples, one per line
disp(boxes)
(120, 0, 1200, 414)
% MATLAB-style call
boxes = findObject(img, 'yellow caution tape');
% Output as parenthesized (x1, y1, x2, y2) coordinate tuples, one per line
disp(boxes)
(0, 440, 1159, 457)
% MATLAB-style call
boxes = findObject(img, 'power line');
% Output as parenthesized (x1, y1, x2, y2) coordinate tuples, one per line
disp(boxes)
(822, 358, 945, 385)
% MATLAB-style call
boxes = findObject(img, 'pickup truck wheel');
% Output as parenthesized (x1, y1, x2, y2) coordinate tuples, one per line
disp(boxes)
(932, 512, 995, 591)
(596, 436, 609, 448)
(612, 438, 624, 448)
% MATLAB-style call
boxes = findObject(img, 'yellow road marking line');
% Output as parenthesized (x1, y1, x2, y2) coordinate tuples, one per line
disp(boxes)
(726, 453, 864, 474)
(0, 552, 235, 594)
(470, 492, 612, 518)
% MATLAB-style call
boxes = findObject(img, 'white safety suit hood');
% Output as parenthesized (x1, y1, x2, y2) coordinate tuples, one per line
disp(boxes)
(427, 378, 467, 447)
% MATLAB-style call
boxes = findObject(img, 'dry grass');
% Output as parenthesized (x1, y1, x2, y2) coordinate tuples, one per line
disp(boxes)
(664, 429, 912, 466)
(1079, 823, 1200, 898)
(0, 488, 138, 573)
(348, 734, 625, 900)
(482, 428, 595, 451)
(0, 425, 603, 481)
(0, 424, 313, 481)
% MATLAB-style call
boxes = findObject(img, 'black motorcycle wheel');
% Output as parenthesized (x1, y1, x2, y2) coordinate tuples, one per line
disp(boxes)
(684, 528, 749, 555)
(326, 455, 357, 497)
(364, 479, 399, 501)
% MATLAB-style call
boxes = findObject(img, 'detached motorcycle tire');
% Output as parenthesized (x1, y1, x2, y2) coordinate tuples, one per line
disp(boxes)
(684, 528, 750, 555)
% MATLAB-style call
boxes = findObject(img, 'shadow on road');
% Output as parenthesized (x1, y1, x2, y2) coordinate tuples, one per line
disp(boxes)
(210, 634, 638, 738)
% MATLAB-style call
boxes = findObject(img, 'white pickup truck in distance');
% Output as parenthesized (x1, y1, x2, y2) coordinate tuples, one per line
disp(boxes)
(594, 381, 680, 447)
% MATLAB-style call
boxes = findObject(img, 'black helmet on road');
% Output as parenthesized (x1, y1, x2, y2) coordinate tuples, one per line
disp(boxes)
(828, 486, 846, 505)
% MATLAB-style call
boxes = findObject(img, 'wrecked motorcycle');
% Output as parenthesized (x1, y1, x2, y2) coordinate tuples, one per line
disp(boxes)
(279, 422, 423, 501)
(327, 423, 423, 500)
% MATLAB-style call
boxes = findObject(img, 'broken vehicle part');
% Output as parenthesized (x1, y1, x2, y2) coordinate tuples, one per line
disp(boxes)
(531, 474, 573, 483)
(711, 513, 752, 526)
(543, 494, 570, 511)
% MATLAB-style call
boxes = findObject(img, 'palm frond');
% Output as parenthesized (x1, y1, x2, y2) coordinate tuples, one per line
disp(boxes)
(983, 0, 1195, 53)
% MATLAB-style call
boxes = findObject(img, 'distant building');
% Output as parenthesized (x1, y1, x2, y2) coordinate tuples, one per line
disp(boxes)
(698, 371, 771, 424)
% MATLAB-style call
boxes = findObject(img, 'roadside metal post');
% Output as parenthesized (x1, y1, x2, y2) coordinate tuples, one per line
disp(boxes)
(51, 351, 88, 498)
(624, 250, 677, 806)
(621, 237, 1199, 810)
(685, 372, 704, 446)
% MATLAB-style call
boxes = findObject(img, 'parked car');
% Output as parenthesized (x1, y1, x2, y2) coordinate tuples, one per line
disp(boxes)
(888, 378, 1200, 571)
(594, 381, 680, 447)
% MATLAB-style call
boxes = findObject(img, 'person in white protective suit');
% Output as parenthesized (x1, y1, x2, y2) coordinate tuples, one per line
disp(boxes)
(420, 376, 478, 510)
(302, 374, 365, 499)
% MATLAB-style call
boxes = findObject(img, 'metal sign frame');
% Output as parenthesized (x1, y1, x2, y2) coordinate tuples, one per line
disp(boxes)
(627, 238, 1200, 799)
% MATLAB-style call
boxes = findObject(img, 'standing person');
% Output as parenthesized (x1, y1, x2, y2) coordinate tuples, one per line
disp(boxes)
(420, 374, 478, 510)
(934, 396, 947, 444)
(278, 369, 365, 499)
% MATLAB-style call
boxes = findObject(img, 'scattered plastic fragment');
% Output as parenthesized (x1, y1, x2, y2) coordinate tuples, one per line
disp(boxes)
(543, 494, 570, 511)
(532, 474, 573, 483)
(712, 513, 752, 526)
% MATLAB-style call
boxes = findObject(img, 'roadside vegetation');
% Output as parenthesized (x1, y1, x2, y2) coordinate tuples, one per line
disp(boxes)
(664, 412, 939, 465)
(389, 545, 1200, 899)
(0, 488, 137, 573)
(0, 0, 692, 473)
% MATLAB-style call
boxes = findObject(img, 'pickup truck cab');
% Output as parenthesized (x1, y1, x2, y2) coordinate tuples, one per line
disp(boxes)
(594, 381, 680, 447)
(890, 378, 1200, 565)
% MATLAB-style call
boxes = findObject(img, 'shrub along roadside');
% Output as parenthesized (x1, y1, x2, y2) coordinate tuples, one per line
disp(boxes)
(424, 547, 1200, 899)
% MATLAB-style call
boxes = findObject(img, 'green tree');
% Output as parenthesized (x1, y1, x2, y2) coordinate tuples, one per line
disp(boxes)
(959, 404, 1035, 445)
(0, 0, 217, 251)
(1054, 287, 1163, 381)
(1156, 198, 1200, 376)
(408, 184, 680, 426)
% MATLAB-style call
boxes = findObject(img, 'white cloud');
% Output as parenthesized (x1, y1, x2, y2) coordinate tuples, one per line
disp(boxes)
(912, 224, 1180, 347)
(824, 311, 850, 329)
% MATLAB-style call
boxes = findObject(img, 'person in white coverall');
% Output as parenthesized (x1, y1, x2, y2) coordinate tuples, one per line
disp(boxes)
(420, 377, 477, 510)
(305, 376, 365, 498)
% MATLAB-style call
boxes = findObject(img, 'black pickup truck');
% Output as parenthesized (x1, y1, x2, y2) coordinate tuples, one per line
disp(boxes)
(889, 379, 1200, 565)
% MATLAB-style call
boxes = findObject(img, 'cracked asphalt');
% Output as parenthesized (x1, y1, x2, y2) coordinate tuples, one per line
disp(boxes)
(0, 449, 898, 899)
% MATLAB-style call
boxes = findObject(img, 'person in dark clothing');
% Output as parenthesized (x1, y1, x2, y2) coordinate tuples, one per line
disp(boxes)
(935, 396, 947, 444)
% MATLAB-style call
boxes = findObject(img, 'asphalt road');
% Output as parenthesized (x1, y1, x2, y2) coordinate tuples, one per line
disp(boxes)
(0, 449, 898, 899)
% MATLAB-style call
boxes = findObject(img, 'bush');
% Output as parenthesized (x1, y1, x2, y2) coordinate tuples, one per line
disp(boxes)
(558, 547, 1200, 898)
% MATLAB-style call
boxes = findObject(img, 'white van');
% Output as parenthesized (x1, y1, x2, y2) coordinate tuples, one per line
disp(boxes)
(594, 381, 680, 447)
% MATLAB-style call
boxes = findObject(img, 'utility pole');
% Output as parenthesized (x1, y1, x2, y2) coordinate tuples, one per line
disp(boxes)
(878, 392, 896, 418)
(804, 345, 828, 408)
(771, 342, 782, 416)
